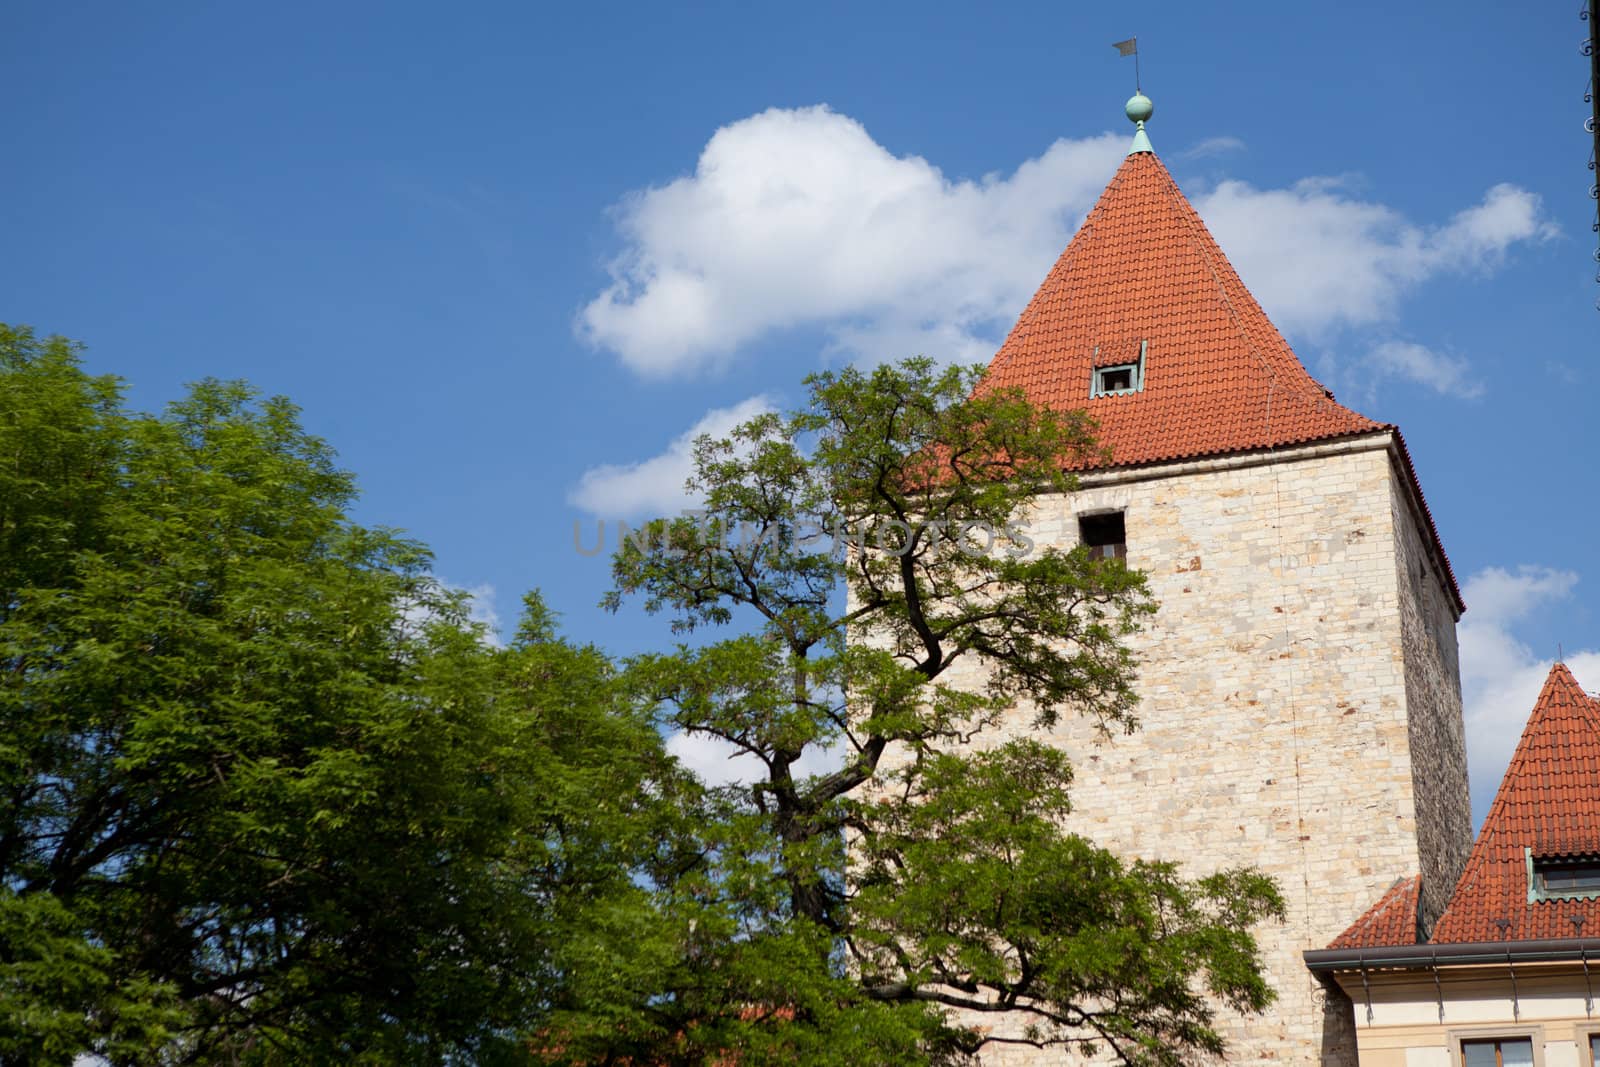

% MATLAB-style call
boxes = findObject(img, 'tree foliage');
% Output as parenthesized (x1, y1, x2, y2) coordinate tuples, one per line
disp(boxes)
(591, 358, 1285, 1064)
(0, 326, 678, 1064)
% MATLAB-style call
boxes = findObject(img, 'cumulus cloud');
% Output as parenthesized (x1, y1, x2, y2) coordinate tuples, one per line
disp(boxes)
(1356, 340, 1484, 400)
(666, 729, 846, 789)
(454, 581, 503, 646)
(569, 395, 774, 517)
(398, 579, 504, 647)
(1464, 566, 1579, 623)
(1193, 179, 1556, 339)
(577, 106, 1555, 380)
(578, 106, 1127, 376)
(1458, 565, 1598, 823)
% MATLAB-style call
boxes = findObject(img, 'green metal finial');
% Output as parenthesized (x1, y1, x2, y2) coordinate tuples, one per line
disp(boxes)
(1125, 92, 1154, 155)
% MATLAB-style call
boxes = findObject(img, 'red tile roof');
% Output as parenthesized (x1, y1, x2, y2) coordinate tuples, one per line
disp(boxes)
(1329, 875, 1422, 949)
(1430, 664, 1600, 943)
(983, 151, 1378, 465)
(978, 147, 1463, 612)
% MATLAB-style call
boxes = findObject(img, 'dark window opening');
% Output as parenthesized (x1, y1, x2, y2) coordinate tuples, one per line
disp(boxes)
(1079, 512, 1126, 561)
(1098, 366, 1133, 392)
(1533, 855, 1600, 896)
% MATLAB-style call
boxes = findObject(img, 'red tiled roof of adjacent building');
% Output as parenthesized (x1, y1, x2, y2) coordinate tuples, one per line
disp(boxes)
(1430, 664, 1600, 943)
(1329, 875, 1422, 949)
(978, 144, 1463, 612)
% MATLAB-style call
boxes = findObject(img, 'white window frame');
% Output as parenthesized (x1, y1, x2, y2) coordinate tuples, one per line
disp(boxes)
(1089, 340, 1147, 398)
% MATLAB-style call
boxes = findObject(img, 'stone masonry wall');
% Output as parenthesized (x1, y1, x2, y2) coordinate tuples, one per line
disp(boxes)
(913, 436, 1463, 1065)
(1388, 471, 1472, 933)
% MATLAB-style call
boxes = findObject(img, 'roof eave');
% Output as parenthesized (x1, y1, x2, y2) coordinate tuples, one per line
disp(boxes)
(1074, 427, 1392, 476)
(1074, 426, 1463, 616)
(1306, 936, 1600, 973)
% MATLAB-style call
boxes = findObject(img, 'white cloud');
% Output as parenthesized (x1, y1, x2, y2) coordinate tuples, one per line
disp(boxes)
(1357, 340, 1484, 400)
(1464, 565, 1579, 624)
(1193, 179, 1556, 339)
(1458, 565, 1597, 823)
(1180, 135, 1246, 159)
(665, 730, 766, 787)
(569, 395, 774, 518)
(398, 578, 503, 647)
(453, 581, 503, 647)
(578, 105, 1128, 376)
(577, 107, 1555, 380)
(666, 728, 846, 789)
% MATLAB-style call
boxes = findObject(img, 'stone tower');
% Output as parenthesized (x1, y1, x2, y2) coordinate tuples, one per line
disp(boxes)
(965, 96, 1474, 1064)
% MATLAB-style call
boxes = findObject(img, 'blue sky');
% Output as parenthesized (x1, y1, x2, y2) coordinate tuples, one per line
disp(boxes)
(5, 0, 1596, 822)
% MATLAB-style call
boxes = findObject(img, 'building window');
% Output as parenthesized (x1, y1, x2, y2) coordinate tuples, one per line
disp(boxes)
(1093, 363, 1137, 394)
(1090, 341, 1147, 397)
(1540, 859, 1600, 891)
(1527, 850, 1600, 901)
(1079, 511, 1126, 561)
(1590, 1034, 1600, 1065)
(1461, 1037, 1533, 1067)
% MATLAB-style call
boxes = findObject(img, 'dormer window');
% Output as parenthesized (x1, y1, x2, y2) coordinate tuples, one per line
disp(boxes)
(1526, 850, 1600, 901)
(1090, 341, 1147, 398)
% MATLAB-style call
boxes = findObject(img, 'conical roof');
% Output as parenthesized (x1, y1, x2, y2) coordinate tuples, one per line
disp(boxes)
(1431, 664, 1600, 943)
(983, 151, 1381, 467)
(981, 131, 1463, 612)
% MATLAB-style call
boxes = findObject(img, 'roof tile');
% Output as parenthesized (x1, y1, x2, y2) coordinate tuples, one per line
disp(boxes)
(979, 148, 1462, 611)
(1430, 664, 1600, 943)
(982, 153, 1377, 466)
(1329, 875, 1422, 949)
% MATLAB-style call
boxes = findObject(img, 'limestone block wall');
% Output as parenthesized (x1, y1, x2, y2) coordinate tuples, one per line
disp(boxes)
(915, 436, 1471, 1065)
(1388, 470, 1473, 933)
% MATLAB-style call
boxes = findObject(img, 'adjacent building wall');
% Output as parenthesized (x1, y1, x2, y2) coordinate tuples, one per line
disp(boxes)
(1327, 966, 1600, 1067)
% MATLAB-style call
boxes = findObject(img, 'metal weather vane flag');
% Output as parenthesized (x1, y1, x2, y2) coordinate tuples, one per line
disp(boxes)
(1113, 36, 1141, 92)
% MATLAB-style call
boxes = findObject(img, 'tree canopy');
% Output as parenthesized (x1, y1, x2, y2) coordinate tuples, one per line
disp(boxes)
(1, 328, 1281, 1065)
(583, 358, 1284, 1064)
(0, 325, 679, 1063)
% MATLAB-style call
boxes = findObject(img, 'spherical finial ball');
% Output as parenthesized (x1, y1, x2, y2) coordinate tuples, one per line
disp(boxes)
(1125, 93, 1154, 124)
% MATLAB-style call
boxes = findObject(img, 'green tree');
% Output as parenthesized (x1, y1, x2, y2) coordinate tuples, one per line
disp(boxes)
(586, 359, 1285, 1065)
(0, 325, 677, 1064)
(0, 327, 1281, 1065)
